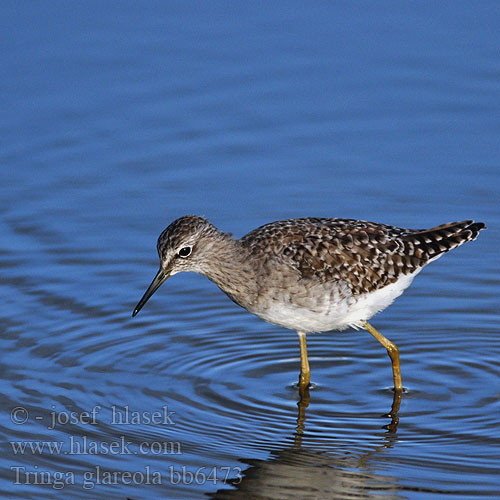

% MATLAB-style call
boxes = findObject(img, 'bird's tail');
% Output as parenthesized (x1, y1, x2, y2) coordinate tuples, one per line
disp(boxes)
(404, 220, 486, 263)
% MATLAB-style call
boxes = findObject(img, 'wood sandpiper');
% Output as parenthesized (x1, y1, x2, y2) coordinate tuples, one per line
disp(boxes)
(132, 216, 485, 395)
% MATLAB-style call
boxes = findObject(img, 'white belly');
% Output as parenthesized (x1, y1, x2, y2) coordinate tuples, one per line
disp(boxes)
(253, 271, 421, 333)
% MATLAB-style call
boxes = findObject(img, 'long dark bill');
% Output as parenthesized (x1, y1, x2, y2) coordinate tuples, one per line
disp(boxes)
(132, 269, 170, 317)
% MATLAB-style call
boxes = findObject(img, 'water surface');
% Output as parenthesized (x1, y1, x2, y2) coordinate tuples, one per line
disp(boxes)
(1, 1, 499, 498)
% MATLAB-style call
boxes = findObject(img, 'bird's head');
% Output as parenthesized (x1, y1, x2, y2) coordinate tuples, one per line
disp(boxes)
(132, 215, 220, 317)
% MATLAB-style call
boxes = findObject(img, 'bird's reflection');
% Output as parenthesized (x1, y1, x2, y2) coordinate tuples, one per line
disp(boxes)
(294, 386, 401, 450)
(209, 390, 404, 500)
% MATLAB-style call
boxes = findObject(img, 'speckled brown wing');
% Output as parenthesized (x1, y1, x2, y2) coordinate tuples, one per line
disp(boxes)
(241, 218, 485, 295)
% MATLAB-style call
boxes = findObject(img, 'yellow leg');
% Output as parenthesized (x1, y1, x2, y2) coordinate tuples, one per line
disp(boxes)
(297, 332, 310, 394)
(363, 321, 403, 392)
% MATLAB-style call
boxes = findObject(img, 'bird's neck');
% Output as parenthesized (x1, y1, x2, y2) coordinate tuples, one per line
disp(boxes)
(200, 236, 258, 309)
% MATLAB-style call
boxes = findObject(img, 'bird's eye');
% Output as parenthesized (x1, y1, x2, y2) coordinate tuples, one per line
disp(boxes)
(178, 246, 192, 258)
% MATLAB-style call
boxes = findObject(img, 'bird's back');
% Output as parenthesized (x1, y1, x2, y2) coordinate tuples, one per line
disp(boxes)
(240, 217, 485, 296)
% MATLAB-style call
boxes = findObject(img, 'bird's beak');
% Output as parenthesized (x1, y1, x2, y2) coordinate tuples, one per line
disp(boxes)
(132, 268, 170, 317)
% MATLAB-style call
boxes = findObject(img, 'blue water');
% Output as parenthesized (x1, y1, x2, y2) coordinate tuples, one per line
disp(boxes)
(1, 1, 499, 498)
